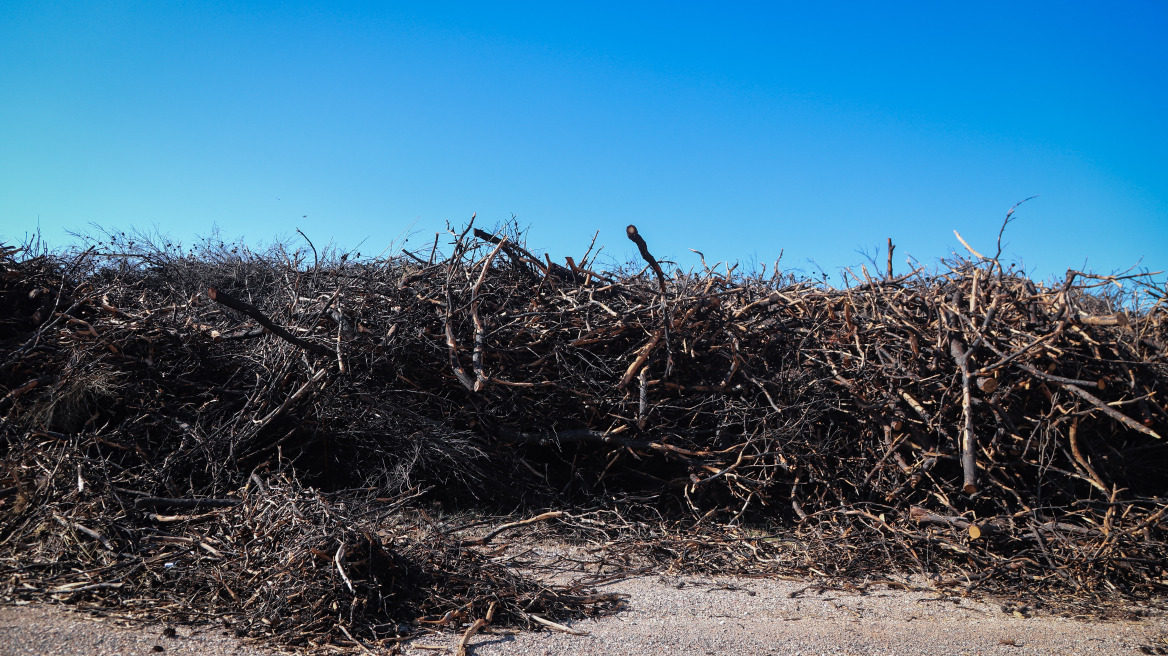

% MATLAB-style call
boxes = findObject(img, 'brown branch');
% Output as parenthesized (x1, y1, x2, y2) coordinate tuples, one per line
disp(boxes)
(1067, 418, 1108, 493)
(0, 375, 55, 411)
(950, 334, 978, 494)
(619, 329, 663, 388)
(470, 239, 507, 391)
(207, 287, 331, 355)
(455, 601, 496, 656)
(626, 225, 672, 375)
(1013, 361, 1161, 439)
(626, 225, 666, 296)
(441, 300, 477, 393)
(909, 506, 1006, 536)
(134, 497, 242, 510)
(459, 511, 563, 546)
(472, 228, 582, 282)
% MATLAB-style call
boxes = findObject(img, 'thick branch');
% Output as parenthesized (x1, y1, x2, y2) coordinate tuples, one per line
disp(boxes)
(626, 225, 672, 375)
(208, 287, 331, 355)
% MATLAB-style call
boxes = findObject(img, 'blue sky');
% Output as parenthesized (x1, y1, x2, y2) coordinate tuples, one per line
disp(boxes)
(2, 2, 1165, 282)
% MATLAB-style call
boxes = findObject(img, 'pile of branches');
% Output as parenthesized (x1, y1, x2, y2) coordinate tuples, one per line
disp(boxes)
(1, 218, 1167, 645)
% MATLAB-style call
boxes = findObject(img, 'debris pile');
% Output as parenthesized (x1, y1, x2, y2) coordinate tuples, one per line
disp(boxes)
(1, 220, 1166, 649)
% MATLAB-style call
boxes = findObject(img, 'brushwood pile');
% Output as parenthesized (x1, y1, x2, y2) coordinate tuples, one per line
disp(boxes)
(1, 224, 1166, 650)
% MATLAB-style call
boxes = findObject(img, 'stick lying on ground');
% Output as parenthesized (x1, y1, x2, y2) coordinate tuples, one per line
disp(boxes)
(460, 511, 564, 546)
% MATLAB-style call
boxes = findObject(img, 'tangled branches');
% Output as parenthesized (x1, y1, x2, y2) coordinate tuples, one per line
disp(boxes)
(1, 221, 1167, 649)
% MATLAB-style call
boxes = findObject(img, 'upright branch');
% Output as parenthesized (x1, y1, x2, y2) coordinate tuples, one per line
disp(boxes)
(470, 238, 507, 391)
(949, 327, 978, 494)
(441, 231, 478, 393)
(992, 196, 1038, 272)
(626, 224, 672, 376)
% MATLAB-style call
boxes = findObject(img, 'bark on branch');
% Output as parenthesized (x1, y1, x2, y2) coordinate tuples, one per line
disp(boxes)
(626, 225, 672, 376)
(208, 287, 331, 355)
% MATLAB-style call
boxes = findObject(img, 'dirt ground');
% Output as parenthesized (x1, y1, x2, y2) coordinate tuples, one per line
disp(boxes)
(4, 574, 1167, 656)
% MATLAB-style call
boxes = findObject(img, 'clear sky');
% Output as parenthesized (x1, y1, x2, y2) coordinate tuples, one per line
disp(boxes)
(2, 2, 1165, 283)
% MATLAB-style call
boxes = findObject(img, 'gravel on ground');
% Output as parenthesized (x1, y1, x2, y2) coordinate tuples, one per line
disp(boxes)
(3, 575, 1166, 656)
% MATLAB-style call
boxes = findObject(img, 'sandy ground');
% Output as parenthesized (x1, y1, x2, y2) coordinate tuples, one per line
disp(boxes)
(3, 575, 1167, 656)
(0, 602, 280, 656)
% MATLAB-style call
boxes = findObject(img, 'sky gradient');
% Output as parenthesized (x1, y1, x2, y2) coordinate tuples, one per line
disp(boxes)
(2, 2, 1165, 283)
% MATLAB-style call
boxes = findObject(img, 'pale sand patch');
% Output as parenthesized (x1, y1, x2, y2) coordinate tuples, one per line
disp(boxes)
(410, 575, 1168, 656)
(0, 603, 285, 656)
(3, 576, 1166, 656)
